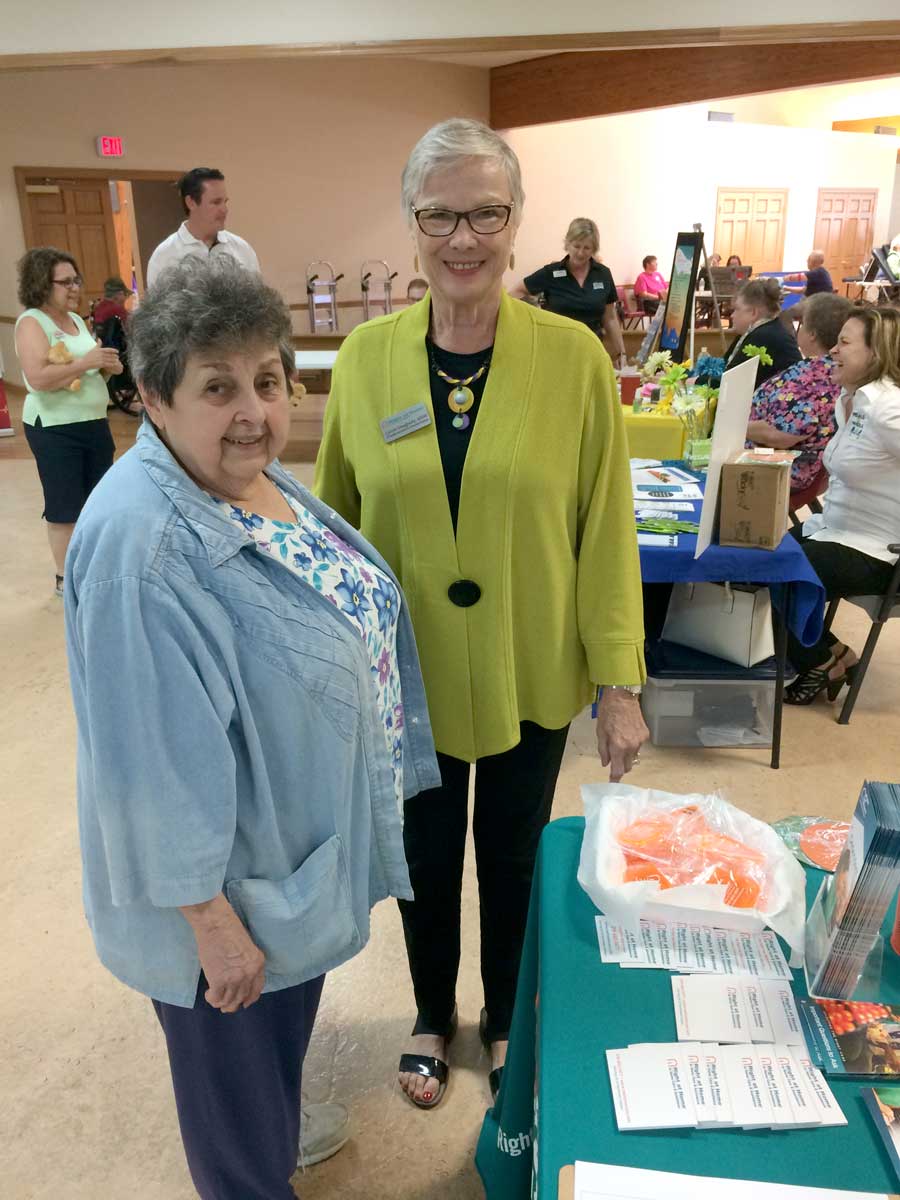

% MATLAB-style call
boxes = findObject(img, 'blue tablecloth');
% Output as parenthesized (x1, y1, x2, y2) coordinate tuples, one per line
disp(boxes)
(638, 475, 826, 647)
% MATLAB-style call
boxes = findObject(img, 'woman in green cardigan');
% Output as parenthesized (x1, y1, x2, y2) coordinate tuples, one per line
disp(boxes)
(315, 118, 647, 1111)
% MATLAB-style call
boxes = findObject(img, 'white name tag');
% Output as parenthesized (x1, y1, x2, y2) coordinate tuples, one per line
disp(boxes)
(848, 412, 865, 439)
(552, 269, 567, 278)
(380, 402, 432, 443)
(592, 281, 605, 290)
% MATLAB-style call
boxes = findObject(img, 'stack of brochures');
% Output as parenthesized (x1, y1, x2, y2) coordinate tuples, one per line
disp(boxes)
(805, 781, 900, 998)
(606, 974, 846, 1131)
(595, 914, 792, 979)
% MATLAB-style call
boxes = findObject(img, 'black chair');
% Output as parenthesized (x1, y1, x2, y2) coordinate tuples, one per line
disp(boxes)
(95, 315, 140, 416)
(822, 543, 900, 724)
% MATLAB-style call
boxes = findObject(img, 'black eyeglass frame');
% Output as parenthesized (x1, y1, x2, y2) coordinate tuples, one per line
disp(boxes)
(410, 203, 515, 237)
(52, 275, 84, 288)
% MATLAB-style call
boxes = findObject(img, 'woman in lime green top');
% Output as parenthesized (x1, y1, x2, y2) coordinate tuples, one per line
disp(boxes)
(315, 119, 648, 1114)
(15, 248, 122, 595)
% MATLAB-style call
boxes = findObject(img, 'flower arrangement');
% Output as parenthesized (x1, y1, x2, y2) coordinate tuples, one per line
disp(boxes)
(640, 350, 673, 382)
(742, 344, 773, 367)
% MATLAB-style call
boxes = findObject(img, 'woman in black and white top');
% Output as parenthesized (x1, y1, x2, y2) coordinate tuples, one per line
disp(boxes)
(786, 306, 900, 704)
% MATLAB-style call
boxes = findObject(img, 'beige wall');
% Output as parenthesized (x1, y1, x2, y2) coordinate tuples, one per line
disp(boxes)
(503, 105, 899, 292)
(0, 57, 488, 383)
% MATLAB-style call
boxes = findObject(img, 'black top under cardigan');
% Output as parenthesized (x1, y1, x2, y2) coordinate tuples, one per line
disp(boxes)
(721, 316, 802, 387)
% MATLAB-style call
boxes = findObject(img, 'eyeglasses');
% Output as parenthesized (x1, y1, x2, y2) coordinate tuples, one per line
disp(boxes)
(411, 204, 514, 237)
(53, 276, 83, 288)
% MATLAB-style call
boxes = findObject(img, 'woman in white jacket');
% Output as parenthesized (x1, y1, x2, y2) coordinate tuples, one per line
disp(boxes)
(786, 305, 900, 704)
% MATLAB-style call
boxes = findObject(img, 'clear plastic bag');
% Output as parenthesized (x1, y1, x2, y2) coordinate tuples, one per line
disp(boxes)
(578, 782, 807, 963)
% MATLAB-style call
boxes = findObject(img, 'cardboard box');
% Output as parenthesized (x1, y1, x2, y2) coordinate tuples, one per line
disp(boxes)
(718, 456, 791, 550)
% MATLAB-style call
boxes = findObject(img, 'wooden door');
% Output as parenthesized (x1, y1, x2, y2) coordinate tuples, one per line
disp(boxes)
(24, 178, 119, 316)
(715, 188, 788, 273)
(814, 189, 877, 282)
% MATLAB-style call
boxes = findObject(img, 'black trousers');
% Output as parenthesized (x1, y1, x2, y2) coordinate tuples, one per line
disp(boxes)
(789, 529, 894, 673)
(153, 973, 324, 1200)
(24, 416, 114, 523)
(398, 720, 569, 1044)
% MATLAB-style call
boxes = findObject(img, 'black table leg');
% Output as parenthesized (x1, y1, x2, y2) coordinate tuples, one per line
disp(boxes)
(771, 583, 791, 770)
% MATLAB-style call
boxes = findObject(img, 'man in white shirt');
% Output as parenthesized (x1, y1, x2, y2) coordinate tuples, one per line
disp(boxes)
(146, 168, 260, 286)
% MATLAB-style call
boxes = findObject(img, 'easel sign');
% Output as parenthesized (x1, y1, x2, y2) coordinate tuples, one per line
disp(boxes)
(659, 230, 704, 363)
(634, 307, 665, 366)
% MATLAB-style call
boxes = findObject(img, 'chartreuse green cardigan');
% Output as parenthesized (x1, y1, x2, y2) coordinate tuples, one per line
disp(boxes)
(314, 290, 645, 763)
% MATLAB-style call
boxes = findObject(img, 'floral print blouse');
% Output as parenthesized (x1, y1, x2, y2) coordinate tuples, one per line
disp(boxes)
(217, 489, 405, 811)
(748, 355, 840, 491)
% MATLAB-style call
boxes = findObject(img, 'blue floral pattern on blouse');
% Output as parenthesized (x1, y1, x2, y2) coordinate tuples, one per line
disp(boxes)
(748, 355, 840, 490)
(218, 491, 405, 810)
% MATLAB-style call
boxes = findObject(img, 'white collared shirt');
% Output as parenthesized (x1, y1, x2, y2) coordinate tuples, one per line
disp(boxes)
(804, 376, 900, 563)
(146, 221, 260, 286)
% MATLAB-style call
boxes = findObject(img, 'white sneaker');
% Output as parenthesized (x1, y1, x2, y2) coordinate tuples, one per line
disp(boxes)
(298, 1101, 350, 1168)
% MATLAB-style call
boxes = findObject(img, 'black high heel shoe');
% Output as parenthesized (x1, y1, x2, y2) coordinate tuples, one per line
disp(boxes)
(827, 661, 858, 701)
(785, 646, 850, 705)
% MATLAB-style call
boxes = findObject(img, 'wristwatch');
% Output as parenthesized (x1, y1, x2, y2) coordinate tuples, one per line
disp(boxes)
(603, 684, 642, 697)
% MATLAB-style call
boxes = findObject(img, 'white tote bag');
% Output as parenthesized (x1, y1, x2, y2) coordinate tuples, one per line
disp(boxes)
(662, 581, 775, 668)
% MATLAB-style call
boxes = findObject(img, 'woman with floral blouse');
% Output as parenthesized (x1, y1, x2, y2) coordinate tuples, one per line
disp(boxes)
(747, 292, 854, 491)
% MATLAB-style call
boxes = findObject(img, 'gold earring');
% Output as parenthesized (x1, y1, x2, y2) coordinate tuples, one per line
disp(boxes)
(509, 251, 516, 271)
(414, 253, 419, 273)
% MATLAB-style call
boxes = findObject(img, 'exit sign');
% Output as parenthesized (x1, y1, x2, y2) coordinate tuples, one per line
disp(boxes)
(95, 135, 124, 158)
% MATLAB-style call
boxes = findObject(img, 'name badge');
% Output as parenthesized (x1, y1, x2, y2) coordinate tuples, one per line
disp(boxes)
(380, 403, 432, 444)
(552, 269, 567, 277)
(592, 281, 605, 290)
(848, 412, 865, 439)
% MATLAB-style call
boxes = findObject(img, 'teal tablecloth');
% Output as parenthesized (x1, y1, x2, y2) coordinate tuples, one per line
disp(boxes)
(476, 816, 899, 1198)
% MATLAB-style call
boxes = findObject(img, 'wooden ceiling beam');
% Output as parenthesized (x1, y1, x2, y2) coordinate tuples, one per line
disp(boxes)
(491, 39, 900, 129)
(3, 20, 900, 74)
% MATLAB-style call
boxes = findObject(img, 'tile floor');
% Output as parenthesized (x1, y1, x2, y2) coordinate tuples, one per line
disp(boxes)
(2, 451, 898, 1198)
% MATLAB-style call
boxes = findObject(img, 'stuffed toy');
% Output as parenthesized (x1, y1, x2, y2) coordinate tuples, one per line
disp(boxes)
(47, 340, 81, 391)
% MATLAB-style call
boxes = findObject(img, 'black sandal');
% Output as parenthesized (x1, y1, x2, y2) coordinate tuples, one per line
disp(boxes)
(479, 1008, 507, 1104)
(785, 646, 851, 705)
(398, 1008, 457, 1110)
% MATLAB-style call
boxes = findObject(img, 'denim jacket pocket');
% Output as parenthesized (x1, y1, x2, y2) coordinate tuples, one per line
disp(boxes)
(225, 834, 361, 980)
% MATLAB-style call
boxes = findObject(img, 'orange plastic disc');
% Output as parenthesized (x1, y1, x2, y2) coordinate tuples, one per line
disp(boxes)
(798, 821, 849, 872)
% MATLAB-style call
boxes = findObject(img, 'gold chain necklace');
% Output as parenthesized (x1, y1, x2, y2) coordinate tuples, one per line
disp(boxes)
(429, 346, 492, 431)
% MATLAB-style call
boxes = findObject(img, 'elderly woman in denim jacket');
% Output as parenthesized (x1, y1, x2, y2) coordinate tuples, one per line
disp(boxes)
(64, 258, 439, 1200)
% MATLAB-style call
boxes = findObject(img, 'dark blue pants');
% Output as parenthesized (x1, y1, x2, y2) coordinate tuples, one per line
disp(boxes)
(153, 974, 324, 1200)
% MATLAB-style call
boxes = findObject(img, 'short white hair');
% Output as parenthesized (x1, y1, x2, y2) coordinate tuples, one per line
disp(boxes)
(401, 118, 524, 224)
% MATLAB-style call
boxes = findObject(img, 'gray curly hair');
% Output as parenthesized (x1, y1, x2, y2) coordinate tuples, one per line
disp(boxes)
(128, 258, 294, 405)
(401, 118, 525, 223)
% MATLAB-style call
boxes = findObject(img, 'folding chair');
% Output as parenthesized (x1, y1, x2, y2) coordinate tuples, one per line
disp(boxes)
(617, 286, 646, 331)
(822, 543, 900, 724)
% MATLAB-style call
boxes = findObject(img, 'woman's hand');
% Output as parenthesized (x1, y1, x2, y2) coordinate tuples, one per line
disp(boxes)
(179, 893, 266, 1012)
(82, 344, 123, 373)
(595, 689, 649, 781)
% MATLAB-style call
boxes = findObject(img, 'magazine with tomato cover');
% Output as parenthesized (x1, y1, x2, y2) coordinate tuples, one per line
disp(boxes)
(798, 996, 900, 1079)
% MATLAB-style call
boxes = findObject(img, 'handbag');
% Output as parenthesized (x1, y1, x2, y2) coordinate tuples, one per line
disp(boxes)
(662, 581, 775, 668)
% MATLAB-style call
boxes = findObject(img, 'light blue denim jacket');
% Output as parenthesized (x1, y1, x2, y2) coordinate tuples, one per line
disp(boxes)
(65, 421, 440, 1007)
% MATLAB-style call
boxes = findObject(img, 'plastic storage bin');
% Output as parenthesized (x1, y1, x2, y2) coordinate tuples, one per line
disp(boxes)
(641, 640, 780, 748)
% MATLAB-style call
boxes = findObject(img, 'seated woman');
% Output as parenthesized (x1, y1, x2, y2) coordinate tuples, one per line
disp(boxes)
(726, 254, 743, 268)
(747, 293, 853, 491)
(786, 306, 900, 704)
(64, 257, 440, 1196)
(633, 255, 668, 315)
(720, 277, 801, 387)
